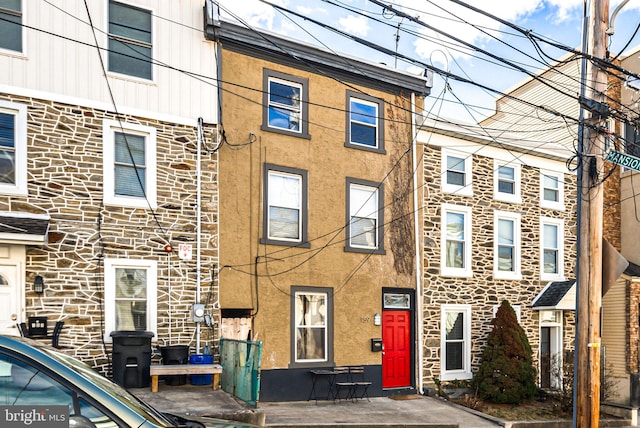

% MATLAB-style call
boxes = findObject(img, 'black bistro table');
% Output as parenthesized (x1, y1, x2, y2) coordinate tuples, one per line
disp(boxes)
(308, 369, 338, 403)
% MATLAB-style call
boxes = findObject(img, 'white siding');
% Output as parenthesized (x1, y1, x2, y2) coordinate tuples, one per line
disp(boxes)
(0, 0, 218, 124)
(602, 278, 628, 379)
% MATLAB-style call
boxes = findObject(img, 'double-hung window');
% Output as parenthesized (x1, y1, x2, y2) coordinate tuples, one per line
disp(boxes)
(0, 0, 22, 52)
(346, 178, 384, 253)
(494, 211, 521, 279)
(262, 70, 309, 138)
(345, 91, 384, 153)
(262, 164, 308, 246)
(108, 0, 152, 80)
(103, 120, 157, 209)
(441, 204, 472, 277)
(0, 100, 27, 195)
(540, 170, 564, 210)
(540, 217, 564, 280)
(494, 161, 521, 203)
(442, 149, 472, 196)
(441, 304, 472, 381)
(104, 258, 157, 341)
(290, 286, 333, 367)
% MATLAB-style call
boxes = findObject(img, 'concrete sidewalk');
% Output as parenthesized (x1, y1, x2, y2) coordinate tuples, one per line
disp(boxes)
(131, 383, 501, 427)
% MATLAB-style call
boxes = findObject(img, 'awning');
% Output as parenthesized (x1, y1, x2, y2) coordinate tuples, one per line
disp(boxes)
(623, 261, 640, 277)
(0, 212, 50, 245)
(532, 280, 576, 311)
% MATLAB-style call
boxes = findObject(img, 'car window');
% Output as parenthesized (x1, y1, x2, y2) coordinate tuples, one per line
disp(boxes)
(0, 354, 119, 427)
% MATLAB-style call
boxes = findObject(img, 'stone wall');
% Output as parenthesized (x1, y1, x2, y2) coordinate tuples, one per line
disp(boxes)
(421, 145, 577, 384)
(1, 93, 219, 375)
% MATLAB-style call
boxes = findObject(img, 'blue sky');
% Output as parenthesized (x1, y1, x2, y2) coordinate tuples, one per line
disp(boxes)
(215, 0, 640, 122)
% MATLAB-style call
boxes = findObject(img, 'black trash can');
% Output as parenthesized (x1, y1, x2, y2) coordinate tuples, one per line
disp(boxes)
(160, 345, 189, 386)
(110, 331, 154, 388)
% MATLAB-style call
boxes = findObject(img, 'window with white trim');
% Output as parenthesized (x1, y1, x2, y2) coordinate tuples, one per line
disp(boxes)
(345, 91, 384, 153)
(494, 161, 521, 203)
(0, 0, 22, 52)
(262, 70, 309, 138)
(0, 100, 27, 195)
(540, 217, 564, 280)
(442, 150, 472, 196)
(441, 304, 472, 381)
(540, 170, 564, 210)
(291, 286, 333, 367)
(441, 204, 472, 277)
(108, 0, 152, 80)
(262, 164, 308, 246)
(346, 178, 384, 253)
(103, 120, 157, 209)
(104, 258, 157, 341)
(494, 211, 521, 279)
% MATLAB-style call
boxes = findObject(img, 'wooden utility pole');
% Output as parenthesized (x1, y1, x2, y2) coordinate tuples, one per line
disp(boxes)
(575, 0, 609, 426)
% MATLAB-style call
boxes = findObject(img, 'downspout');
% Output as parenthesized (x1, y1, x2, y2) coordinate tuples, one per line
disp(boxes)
(411, 92, 424, 394)
(196, 117, 203, 353)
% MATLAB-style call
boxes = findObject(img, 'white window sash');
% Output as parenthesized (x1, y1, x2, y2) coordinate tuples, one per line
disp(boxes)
(540, 217, 564, 280)
(441, 150, 472, 196)
(494, 161, 521, 203)
(540, 170, 565, 211)
(441, 204, 472, 277)
(440, 305, 472, 381)
(494, 211, 521, 279)
(0, 101, 27, 196)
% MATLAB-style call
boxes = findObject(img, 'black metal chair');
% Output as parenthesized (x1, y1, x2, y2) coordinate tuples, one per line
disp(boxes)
(51, 321, 64, 348)
(17, 319, 64, 348)
(349, 366, 372, 402)
(334, 366, 356, 402)
(17, 322, 28, 337)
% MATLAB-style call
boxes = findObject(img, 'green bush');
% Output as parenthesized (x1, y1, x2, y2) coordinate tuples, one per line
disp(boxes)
(473, 300, 537, 404)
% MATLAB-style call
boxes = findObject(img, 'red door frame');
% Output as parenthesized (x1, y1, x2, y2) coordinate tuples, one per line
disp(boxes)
(381, 289, 415, 390)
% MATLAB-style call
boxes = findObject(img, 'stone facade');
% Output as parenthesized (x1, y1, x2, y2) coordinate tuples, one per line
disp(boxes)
(421, 144, 577, 386)
(1, 93, 220, 375)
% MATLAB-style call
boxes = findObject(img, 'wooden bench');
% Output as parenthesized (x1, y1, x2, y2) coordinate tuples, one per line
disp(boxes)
(149, 364, 222, 392)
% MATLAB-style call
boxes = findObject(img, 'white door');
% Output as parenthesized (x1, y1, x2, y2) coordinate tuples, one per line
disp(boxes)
(0, 264, 22, 336)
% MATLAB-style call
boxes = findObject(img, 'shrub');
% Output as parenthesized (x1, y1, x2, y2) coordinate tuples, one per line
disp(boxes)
(473, 300, 537, 404)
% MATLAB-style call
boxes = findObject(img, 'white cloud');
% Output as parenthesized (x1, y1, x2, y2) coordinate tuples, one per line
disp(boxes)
(216, 0, 286, 31)
(338, 14, 370, 37)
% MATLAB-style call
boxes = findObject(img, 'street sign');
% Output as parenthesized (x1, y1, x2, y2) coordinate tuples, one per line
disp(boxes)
(605, 150, 640, 173)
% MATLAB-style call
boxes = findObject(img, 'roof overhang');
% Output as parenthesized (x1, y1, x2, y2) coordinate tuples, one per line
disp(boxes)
(532, 280, 576, 311)
(0, 212, 50, 245)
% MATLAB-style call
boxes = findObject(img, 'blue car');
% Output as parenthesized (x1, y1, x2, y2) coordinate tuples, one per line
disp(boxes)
(0, 335, 256, 428)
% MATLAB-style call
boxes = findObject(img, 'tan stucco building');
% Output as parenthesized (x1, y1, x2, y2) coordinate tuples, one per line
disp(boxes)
(208, 20, 430, 401)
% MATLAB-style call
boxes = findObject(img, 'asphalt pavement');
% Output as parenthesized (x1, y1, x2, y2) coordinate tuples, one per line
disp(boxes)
(130, 382, 637, 428)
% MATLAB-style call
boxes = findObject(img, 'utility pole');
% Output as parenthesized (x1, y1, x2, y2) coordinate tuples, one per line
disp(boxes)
(575, 0, 609, 426)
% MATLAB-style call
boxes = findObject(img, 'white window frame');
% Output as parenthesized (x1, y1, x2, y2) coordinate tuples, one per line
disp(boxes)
(441, 149, 472, 196)
(106, 0, 154, 81)
(441, 204, 472, 278)
(493, 210, 521, 280)
(0, 0, 25, 55)
(440, 304, 472, 381)
(494, 161, 521, 203)
(540, 170, 565, 211)
(103, 258, 158, 342)
(0, 100, 28, 196)
(103, 120, 157, 209)
(540, 217, 564, 281)
(346, 178, 384, 253)
(539, 310, 564, 389)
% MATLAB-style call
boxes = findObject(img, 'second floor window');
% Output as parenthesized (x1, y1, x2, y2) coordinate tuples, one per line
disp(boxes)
(0, 100, 27, 195)
(541, 217, 564, 280)
(494, 211, 521, 279)
(346, 178, 384, 253)
(441, 204, 472, 277)
(0, 0, 21, 52)
(108, 0, 152, 80)
(262, 164, 308, 246)
(103, 120, 157, 209)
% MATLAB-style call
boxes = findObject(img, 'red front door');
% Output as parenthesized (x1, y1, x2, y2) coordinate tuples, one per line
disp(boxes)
(382, 310, 411, 388)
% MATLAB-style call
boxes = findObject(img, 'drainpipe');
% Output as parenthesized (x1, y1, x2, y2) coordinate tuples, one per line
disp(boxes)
(196, 117, 203, 353)
(411, 92, 424, 394)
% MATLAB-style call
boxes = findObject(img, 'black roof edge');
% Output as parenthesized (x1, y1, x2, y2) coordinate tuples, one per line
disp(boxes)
(206, 18, 431, 97)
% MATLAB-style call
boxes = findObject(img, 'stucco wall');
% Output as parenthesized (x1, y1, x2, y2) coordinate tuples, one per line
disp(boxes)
(218, 49, 420, 370)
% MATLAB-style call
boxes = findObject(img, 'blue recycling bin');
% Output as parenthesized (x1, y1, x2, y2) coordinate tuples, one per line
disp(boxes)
(189, 354, 214, 385)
